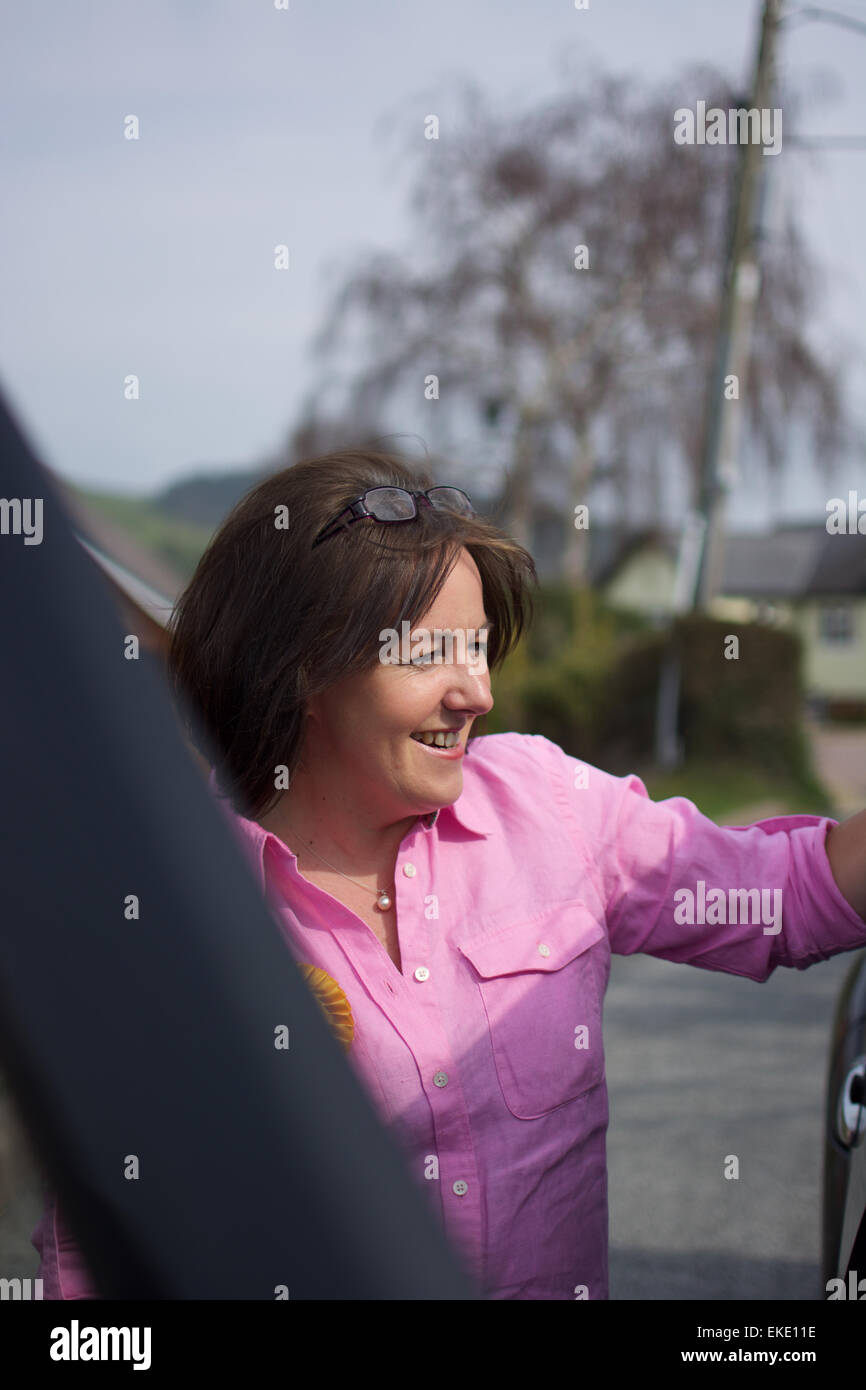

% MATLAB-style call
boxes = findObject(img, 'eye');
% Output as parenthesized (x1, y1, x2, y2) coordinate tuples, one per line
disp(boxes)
(410, 644, 440, 666)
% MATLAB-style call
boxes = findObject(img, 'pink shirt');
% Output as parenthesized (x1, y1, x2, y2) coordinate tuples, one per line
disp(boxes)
(32, 732, 866, 1299)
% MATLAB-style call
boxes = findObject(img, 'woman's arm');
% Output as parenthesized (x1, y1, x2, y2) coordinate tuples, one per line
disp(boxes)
(825, 809, 866, 922)
(521, 733, 866, 977)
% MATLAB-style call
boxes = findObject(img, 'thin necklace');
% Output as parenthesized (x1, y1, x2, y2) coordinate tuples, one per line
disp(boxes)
(282, 819, 394, 911)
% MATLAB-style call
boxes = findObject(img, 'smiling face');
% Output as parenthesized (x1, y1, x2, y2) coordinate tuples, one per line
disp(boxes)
(300, 548, 494, 825)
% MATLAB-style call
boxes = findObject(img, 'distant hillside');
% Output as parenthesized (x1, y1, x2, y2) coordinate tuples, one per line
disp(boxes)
(153, 468, 268, 527)
(69, 463, 272, 582)
(71, 488, 216, 582)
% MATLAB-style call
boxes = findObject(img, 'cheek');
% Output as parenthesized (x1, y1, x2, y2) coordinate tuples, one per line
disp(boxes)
(380, 677, 435, 732)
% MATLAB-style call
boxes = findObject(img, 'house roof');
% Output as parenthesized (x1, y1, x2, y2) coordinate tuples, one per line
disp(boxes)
(719, 526, 866, 598)
(808, 530, 866, 596)
(590, 526, 676, 587)
(718, 525, 825, 598)
(580, 521, 866, 599)
(530, 516, 678, 585)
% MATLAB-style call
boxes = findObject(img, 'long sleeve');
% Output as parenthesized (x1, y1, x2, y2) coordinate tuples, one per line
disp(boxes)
(530, 734, 866, 980)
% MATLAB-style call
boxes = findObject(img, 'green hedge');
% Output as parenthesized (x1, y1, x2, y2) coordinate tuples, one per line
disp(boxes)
(669, 613, 809, 780)
(483, 589, 809, 778)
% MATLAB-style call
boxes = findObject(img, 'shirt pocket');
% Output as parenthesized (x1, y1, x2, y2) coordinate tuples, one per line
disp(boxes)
(456, 900, 607, 1119)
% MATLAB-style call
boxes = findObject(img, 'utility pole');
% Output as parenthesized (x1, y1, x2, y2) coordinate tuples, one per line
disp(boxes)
(654, 0, 782, 767)
(692, 0, 783, 609)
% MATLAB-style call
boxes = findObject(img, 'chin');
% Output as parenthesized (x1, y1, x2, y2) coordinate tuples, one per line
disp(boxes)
(404, 769, 462, 808)
(422, 768, 463, 799)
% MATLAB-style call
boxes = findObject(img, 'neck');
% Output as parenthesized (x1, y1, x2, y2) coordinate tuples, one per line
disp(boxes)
(258, 766, 417, 873)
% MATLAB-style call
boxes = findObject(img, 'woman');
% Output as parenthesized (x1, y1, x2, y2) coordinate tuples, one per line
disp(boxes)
(32, 448, 866, 1300)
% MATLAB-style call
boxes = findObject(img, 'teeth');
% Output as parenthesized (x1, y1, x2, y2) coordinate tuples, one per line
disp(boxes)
(412, 730, 460, 748)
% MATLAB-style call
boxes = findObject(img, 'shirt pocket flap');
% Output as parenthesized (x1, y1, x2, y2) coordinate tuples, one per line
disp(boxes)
(455, 901, 607, 1119)
(457, 900, 605, 980)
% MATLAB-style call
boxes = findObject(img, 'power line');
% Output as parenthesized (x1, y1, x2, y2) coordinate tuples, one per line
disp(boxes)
(782, 4, 866, 33)
(786, 134, 866, 147)
(781, 6, 866, 148)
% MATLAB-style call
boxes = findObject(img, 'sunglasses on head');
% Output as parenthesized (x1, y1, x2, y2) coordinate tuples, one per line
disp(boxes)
(311, 486, 475, 549)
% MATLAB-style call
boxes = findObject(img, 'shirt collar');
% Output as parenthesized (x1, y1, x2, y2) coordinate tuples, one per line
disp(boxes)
(207, 759, 494, 894)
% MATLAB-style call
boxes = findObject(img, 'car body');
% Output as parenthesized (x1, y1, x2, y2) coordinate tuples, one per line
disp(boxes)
(822, 948, 866, 1294)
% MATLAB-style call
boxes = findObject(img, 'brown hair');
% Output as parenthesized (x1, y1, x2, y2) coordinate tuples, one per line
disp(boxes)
(166, 449, 537, 820)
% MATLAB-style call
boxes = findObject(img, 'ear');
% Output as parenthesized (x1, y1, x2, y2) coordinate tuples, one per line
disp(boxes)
(302, 694, 321, 729)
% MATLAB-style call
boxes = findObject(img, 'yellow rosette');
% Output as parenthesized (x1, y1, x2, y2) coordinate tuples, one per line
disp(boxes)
(298, 964, 355, 1051)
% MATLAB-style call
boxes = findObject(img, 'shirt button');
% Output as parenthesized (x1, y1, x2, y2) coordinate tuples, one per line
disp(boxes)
(452, 1180, 468, 1196)
(403, 863, 417, 877)
(414, 966, 430, 982)
(433, 1071, 449, 1087)
(537, 943, 551, 957)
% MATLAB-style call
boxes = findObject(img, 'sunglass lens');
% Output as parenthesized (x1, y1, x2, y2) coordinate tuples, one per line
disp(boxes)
(366, 487, 416, 520)
(428, 487, 474, 516)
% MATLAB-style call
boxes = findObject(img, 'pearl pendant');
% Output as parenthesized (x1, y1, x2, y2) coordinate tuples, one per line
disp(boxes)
(376, 891, 392, 911)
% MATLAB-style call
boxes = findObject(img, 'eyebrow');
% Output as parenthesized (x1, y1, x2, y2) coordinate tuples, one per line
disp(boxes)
(422, 619, 493, 636)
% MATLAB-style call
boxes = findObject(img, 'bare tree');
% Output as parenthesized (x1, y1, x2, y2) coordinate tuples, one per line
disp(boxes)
(305, 63, 847, 578)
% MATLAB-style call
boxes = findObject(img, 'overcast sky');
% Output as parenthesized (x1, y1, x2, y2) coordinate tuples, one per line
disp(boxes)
(1, 0, 865, 529)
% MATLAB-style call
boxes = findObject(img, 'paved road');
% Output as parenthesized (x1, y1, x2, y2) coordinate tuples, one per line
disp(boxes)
(808, 717, 866, 820)
(605, 946, 856, 1300)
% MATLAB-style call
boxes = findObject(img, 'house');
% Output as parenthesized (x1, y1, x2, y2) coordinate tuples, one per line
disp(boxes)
(788, 531, 866, 710)
(588, 523, 866, 709)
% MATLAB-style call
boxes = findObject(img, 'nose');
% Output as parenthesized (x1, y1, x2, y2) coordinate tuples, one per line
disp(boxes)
(443, 661, 494, 719)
